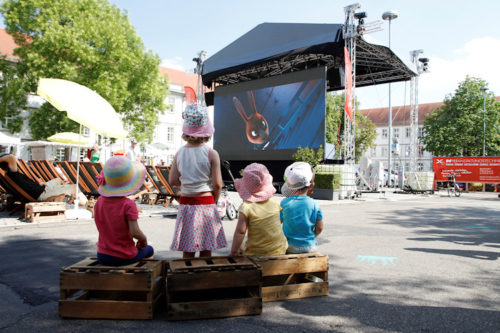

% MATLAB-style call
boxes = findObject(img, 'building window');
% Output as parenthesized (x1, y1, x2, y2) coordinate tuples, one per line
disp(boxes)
(167, 96, 175, 113)
(382, 129, 388, 138)
(405, 127, 410, 138)
(82, 127, 90, 137)
(418, 145, 424, 157)
(382, 147, 388, 156)
(371, 148, 376, 156)
(55, 148, 65, 161)
(167, 127, 174, 143)
(394, 128, 399, 138)
(417, 162, 424, 171)
(418, 127, 423, 137)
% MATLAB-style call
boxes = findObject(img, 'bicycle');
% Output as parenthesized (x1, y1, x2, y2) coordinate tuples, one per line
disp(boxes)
(447, 172, 461, 197)
(217, 160, 238, 220)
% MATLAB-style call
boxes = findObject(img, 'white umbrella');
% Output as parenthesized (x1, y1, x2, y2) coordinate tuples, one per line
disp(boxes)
(37, 78, 127, 219)
(0, 131, 21, 145)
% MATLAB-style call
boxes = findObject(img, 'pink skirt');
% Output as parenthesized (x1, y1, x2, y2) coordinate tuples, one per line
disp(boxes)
(170, 196, 227, 252)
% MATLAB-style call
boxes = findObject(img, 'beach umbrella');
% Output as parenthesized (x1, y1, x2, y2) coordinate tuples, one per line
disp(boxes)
(37, 78, 127, 139)
(48, 132, 91, 146)
(37, 78, 128, 219)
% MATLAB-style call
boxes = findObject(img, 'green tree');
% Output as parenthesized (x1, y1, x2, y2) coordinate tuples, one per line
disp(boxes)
(0, 0, 169, 142)
(293, 145, 324, 169)
(422, 76, 500, 156)
(0, 56, 27, 133)
(326, 92, 377, 162)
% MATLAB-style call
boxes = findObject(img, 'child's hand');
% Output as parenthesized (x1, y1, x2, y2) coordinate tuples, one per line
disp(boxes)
(136, 238, 148, 249)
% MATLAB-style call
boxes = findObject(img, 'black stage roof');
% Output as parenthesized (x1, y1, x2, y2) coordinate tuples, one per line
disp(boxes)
(202, 23, 415, 95)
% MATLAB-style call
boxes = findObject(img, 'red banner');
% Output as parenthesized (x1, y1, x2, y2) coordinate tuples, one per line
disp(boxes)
(344, 47, 353, 122)
(184, 86, 197, 105)
(433, 157, 500, 183)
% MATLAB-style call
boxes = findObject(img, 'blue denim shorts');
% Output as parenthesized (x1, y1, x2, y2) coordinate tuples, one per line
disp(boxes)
(286, 243, 317, 254)
(97, 245, 154, 266)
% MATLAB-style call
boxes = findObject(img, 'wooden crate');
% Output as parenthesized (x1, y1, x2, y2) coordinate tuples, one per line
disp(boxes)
(253, 253, 329, 302)
(59, 258, 165, 320)
(166, 256, 262, 321)
(25, 202, 66, 223)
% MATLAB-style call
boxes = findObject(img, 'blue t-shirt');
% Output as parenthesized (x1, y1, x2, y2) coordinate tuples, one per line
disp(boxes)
(280, 195, 323, 247)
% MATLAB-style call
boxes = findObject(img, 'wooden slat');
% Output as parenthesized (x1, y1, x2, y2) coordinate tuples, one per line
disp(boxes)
(167, 269, 261, 291)
(26, 202, 65, 213)
(60, 271, 152, 291)
(59, 299, 154, 319)
(255, 255, 328, 276)
(262, 281, 329, 302)
(167, 297, 261, 321)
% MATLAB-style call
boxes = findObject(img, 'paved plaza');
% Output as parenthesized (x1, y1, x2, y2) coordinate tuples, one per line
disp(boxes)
(0, 190, 499, 332)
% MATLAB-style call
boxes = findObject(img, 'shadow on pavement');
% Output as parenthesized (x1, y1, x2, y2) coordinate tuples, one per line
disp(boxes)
(0, 236, 95, 306)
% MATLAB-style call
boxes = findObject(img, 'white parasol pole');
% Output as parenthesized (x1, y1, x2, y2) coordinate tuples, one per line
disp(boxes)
(65, 124, 91, 219)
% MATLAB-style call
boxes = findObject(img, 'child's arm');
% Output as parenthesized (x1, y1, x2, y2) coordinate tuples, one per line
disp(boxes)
(314, 219, 324, 237)
(168, 153, 181, 187)
(230, 213, 249, 256)
(128, 219, 148, 249)
(209, 149, 223, 203)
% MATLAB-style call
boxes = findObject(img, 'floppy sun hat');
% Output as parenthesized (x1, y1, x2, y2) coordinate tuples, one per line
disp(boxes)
(97, 156, 146, 197)
(182, 102, 215, 137)
(281, 161, 314, 197)
(234, 163, 276, 202)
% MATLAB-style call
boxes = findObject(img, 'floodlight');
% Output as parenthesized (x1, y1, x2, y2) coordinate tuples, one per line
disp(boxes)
(354, 12, 367, 20)
(382, 10, 398, 21)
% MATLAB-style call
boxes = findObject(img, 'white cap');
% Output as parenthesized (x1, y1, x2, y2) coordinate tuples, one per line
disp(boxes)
(281, 162, 313, 197)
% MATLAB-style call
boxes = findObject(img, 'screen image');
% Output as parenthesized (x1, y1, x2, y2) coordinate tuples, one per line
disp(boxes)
(214, 67, 326, 161)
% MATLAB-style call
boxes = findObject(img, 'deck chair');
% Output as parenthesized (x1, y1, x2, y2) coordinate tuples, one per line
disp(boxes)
(56, 161, 93, 197)
(30, 160, 52, 182)
(0, 168, 38, 215)
(155, 166, 181, 199)
(17, 159, 43, 183)
(40, 160, 69, 184)
(144, 165, 176, 205)
(67, 162, 100, 198)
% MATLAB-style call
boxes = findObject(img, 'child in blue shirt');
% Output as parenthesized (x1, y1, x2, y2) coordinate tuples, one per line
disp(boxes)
(280, 162, 323, 253)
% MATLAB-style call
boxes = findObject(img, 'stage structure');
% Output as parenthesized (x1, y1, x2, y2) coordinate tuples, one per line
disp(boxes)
(201, 8, 415, 191)
(409, 50, 429, 173)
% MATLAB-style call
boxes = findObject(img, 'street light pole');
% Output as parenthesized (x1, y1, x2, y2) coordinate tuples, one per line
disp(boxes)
(382, 10, 398, 186)
(481, 86, 487, 156)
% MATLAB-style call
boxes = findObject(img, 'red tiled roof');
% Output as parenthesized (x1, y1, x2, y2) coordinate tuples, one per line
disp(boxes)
(360, 97, 500, 127)
(159, 66, 199, 90)
(0, 28, 20, 61)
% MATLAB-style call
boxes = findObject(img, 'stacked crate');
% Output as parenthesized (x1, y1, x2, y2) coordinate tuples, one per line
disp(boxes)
(59, 258, 164, 319)
(166, 256, 262, 321)
(253, 253, 329, 302)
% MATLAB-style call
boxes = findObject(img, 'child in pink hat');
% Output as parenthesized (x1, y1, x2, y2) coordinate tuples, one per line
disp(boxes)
(169, 103, 227, 258)
(231, 163, 287, 256)
(93, 156, 154, 266)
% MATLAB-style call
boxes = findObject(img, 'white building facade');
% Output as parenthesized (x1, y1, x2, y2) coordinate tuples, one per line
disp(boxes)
(359, 102, 443, 173)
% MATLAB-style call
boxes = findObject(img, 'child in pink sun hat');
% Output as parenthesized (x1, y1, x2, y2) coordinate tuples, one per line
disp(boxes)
(169, 103, 227, 258)
(93, 156, 154, 266)
(230, 163, 287, 256)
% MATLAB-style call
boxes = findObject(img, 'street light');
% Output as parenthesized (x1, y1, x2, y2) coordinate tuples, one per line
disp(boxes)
(481, 86, 488, 156)
(382, 10, 398, 186)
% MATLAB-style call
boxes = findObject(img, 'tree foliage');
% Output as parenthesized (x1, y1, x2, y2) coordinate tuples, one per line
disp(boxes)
(0, 56, 27, 133)
(326, 92, 377, 162)
(421, 76, 500, 156)
(293, 145, 324, 169)
(0, 0, 169, 142)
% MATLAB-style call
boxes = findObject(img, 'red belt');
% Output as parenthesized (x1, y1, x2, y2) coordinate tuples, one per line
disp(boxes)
(179, 196, 214, 205)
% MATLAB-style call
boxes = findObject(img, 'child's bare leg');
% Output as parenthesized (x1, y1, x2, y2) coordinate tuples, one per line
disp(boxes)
(200, 250, 211, 257)
(183, 252, 195, 258)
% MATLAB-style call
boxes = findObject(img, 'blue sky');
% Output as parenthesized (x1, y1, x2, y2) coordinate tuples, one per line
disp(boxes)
(4, 0, 500, 109)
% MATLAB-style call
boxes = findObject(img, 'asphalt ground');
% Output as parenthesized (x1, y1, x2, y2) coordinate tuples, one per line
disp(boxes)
(0, 190, 499, 332)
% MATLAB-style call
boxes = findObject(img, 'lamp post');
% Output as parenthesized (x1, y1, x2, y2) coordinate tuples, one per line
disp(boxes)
(382, 10, 398, 186)
(480, 86, 488, 156)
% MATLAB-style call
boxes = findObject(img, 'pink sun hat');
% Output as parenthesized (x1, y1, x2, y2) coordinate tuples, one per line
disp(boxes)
(182, 102, 215, 137)
(97, 156, 146, 197)
(234, 163, 276, 202)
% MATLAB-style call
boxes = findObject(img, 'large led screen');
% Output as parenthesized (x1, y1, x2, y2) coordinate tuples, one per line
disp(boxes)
(214, 67, 326, 161)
